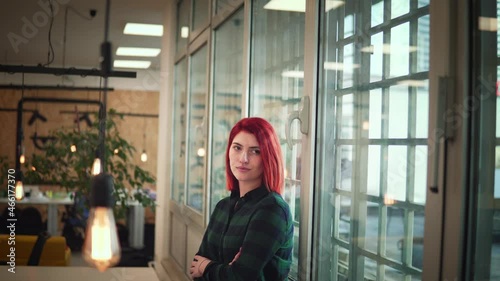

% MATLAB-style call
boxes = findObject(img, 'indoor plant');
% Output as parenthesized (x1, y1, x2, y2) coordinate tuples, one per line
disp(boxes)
(23, 109, 156, 219)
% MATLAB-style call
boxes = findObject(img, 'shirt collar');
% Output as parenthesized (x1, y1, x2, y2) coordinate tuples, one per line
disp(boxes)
(230, 185, 269, 202)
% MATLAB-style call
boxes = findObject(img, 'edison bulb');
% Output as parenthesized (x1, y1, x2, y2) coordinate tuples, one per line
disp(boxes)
(140, 150, 148, 162)
(92, 158, 102, 175)
(82, 207, 121, 272)
(15, 180, 24, 201)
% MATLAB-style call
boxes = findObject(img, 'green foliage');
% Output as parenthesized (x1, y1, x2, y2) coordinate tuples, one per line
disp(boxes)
(0, 156, 13, 187)
(24, 109, 156, 219)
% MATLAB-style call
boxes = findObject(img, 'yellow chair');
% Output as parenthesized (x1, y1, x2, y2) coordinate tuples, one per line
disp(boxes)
(0, 234, 71, 266)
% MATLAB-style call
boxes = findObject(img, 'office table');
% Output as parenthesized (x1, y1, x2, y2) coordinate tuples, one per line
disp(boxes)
(0, 196, 73, 236)
(0, 197, 146, 248)
(0, 266, 160, 281)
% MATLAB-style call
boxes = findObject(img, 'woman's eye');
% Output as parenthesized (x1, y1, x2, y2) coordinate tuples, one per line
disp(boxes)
(251, 149, 260, 155)
(233, 145, 241, 151)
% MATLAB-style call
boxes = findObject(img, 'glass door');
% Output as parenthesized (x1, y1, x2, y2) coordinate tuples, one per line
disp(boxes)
(467, 0, 500, 279)
(248, 0, 305, 278)
(314, 0, 430, 280)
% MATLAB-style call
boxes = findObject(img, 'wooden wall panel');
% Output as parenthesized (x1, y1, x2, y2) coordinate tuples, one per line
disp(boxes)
(0, 89, 159, 191)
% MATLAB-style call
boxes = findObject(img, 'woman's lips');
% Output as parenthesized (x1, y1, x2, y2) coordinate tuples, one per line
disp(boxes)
(236, 167, 250, 172)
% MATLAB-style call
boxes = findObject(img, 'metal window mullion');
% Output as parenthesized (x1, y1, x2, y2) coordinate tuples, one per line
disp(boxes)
(331, 71, 428, 95)
(378, 86, 391, 281)
(357, 247, 422, 276)
(314, 3, 337, 277)
(344, 2, 364, 280)
(378, 1, 392, 277)
(336, 138, 427, 146)
(334, 88, 345, 281)
(183, 55, 193, 207)
(351, 94, 369, 281)
(205, 26, 216, 223)
(402, 209, 415, 269)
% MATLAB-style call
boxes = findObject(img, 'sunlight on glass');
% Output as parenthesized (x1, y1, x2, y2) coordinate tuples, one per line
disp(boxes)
(389, 85, 409, 138)
(392, 0, 409, 19)
(390, 23, 410, 77)
(369, 89, 382, 139)
(367, 145, 381, 196)
(341, 94, 354, 139)
(387, 146, 407, 201)
(414, 145, 428, 204)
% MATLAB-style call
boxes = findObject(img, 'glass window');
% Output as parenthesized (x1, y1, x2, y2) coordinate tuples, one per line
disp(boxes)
(468, 0, 500, 279)
(193, 0, 209, 32)
(176, 0, 190, 53)
(209, 9, 244, 213)
(214, 0, 240, 16)
(186, 45, 208, 212)
(249, 0, 305, 278)
(171, 59, 188, 204)
(315, 0, 429, 280)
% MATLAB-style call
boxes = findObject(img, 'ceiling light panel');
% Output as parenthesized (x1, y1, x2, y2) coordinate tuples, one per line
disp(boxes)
(114, 60, 151, 69)
(264, 0, 344, 13)
(264, 0, 305, 12)
(123, 23, 164, 36)
(116, 47, 161, 57)
(282, 70, 304, 78)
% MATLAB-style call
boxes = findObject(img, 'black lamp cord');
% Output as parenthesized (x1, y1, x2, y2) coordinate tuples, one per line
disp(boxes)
(43, 0, 55, 67)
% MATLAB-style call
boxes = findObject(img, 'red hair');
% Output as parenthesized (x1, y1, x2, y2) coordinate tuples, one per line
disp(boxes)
(225, 117, 284, 194)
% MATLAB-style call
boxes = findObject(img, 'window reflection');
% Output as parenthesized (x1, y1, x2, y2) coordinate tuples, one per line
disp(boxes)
(176, 0, 189, 53)
(210, 9, 244, 213)
(171, 60, 187, 204)
(186, 46, 208, 212)
(249, 0, 305, 278)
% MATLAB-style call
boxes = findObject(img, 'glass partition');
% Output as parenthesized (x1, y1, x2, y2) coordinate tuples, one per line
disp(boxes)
(209, 8, 244, 213)
(192, 0, 210, 32)
(467, 0, 500, 279)
(176, 0, 190, 54)
(249, 0, 305, 278)
(315, 0, 430, 280)
(214, 0, 241, 15)
(171, 59, 188, 204)
(186, 45, 208, 212)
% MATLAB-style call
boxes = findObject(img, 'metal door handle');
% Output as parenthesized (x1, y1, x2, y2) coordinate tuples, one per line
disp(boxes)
(285, 96, 310, 149)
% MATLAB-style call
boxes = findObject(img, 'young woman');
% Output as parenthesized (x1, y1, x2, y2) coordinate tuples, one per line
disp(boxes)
(190, 117, 293, 281)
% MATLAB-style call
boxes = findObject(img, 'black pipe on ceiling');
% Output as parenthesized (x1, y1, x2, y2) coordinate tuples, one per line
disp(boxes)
(0, 84, 114, 91)
(59, 110, 158, 118)
(0, 64, 136, 78)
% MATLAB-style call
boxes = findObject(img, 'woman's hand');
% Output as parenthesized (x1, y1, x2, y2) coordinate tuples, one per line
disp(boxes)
(190, 255, 211, 279)
(229, 247, 242, 265)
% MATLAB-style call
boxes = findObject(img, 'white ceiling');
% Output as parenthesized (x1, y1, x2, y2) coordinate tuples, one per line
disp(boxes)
(0, 0, 167, 73)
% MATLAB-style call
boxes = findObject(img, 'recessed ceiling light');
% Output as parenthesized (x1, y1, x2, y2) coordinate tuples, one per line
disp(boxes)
(325, 0, 345, 12)
(264, 0, 344, 13)
(397, 80, 428, 87)
(123, 23, 163, 37)
(180, 26, 189, 38)
(114, 60, 151, 69)
(478, 17, 498, 32)
(324, 61, 360, 70)
(264, 0, 305, 12)
(282, 70, 304, 78)
(116, 47, 161, 57)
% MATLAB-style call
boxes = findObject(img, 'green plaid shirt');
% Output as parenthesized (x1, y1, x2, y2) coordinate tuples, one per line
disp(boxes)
(196, 185, 293, 281)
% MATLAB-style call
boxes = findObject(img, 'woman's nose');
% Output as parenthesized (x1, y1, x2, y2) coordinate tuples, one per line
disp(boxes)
(240, 152, 248, 163)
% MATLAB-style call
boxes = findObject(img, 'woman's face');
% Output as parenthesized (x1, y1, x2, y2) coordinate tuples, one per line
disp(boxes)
(229, 131, 264, 188)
